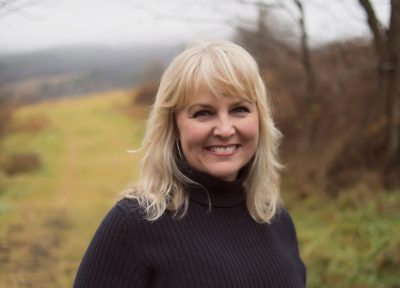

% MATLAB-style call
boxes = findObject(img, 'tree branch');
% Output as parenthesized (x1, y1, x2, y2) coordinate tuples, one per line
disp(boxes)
(0, 0, 46, 19)
(358, 0, 385, 55)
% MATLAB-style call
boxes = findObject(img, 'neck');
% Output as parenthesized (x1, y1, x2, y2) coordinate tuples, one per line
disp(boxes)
(177, 160, 247, 208)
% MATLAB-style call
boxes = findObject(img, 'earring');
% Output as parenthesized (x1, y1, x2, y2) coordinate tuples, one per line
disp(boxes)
(176, 140, 183, 160)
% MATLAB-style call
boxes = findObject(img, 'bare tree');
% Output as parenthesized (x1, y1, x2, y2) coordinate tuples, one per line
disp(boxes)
(293, 0, 315, 100)
(359, 0, 400, 163)
(291, 0, 317, 146)
(0, 0, 44, 18)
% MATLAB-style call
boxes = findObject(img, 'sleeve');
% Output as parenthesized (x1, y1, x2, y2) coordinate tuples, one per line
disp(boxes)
(272, 208, 299, 254)
(73, 204, 149, 288)
(272, 208, 307, 285)
(279, 208, 302, 254)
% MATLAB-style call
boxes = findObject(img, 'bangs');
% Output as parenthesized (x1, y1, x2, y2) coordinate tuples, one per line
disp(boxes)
(173, 43, 260, 110)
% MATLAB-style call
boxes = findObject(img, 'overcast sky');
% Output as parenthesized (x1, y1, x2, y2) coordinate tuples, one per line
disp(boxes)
(0, 0, 391, 53)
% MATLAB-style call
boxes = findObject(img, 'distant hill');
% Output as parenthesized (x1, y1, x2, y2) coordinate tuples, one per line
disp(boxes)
(0, 44, 182, 103)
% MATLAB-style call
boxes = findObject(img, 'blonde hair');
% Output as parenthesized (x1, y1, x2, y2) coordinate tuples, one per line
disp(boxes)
(124, 40, 282, 223)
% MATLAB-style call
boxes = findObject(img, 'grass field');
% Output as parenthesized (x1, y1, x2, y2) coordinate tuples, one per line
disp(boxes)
(0, 90, 399, 287)
(0, 90, 144, 287)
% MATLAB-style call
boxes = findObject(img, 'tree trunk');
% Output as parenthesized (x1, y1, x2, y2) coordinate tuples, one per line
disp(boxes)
(358, 0, 384, 56)
(384, 0, 400, 162)
(293, 0, 317, 147)
(294, 0, 315, 102)
(359, 0, 400, 163)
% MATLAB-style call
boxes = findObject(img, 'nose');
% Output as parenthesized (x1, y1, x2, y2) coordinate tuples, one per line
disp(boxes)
(213, 116, 235, 138)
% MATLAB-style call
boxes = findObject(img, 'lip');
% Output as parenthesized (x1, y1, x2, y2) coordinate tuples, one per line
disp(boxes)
(204, 144, 240, 156)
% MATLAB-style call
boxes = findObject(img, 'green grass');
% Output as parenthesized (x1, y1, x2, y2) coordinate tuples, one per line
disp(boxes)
(286, 191, 400, 288)
(0, 89, 399, 287)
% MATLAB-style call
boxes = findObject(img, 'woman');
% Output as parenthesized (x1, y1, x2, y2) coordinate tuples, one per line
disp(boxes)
(74, 40, 306, 287)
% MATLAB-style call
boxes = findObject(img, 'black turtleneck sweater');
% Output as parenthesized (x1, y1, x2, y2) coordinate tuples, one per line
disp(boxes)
(74, 166, 306, 287)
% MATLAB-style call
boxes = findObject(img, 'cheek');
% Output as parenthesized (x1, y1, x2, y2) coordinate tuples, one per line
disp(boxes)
(176, 119, 208, 150)
(240, 117, 259, 144)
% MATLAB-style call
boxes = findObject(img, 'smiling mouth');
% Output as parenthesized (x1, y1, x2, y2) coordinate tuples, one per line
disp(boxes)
(206, 145, 239, 154)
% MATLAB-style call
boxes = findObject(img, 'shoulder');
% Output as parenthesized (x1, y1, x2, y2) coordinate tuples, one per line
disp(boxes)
(88, 198, 148, 242)
(272, 207, 296, 227)
(74, 199, 151, 287)
(116, 197, 145, 216)
(87, 198, 152, 244)
(84, 198, 153, 258)
(270, 207, 300, 247)
(113, 197, 151, 226)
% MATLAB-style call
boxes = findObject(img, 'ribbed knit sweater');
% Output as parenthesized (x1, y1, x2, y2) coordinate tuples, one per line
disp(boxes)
(74, 165, 306, 287)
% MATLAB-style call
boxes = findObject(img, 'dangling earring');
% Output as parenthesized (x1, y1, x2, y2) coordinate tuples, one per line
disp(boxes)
(176, 139, 183, 160)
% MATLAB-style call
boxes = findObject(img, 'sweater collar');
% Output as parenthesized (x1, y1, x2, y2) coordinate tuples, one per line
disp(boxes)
(178, 160, 247, 208)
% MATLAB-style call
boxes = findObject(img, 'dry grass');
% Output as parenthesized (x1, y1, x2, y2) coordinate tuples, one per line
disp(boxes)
(0, 89, 143, 287)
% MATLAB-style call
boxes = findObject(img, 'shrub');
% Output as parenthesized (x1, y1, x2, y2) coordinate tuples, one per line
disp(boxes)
(10, 114, 49, 134)
(2, 153, 41, 176)
(0, 93, 14, 139)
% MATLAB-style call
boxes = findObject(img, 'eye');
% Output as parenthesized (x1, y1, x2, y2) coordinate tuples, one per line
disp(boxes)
(192, 110, 212, 118)
(232, 106, 250, 114)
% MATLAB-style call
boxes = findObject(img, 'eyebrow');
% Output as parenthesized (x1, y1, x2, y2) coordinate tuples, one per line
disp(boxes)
(187, 100, 252, 113)
(187, 103, 211, 111)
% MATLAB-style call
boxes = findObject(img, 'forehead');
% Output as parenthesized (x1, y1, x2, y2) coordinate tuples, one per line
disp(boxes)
(187, 88, 251, 106)
(178, 81, 255, 110)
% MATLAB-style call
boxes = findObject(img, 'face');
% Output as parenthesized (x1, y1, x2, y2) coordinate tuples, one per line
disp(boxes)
(175, 88, 259, 181)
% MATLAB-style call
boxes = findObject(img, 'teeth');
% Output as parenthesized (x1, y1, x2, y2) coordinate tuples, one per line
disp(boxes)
(209, 145, 237, 153)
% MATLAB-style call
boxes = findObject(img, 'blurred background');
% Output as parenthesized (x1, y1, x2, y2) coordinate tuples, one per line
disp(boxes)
(0, 0, 399, 287)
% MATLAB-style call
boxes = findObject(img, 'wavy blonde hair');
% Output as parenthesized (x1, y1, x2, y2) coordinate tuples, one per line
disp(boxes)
(124, 40, 282, 223)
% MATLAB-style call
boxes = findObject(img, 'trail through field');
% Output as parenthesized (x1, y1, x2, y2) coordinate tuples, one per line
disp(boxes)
(0, 90, 143, 288)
